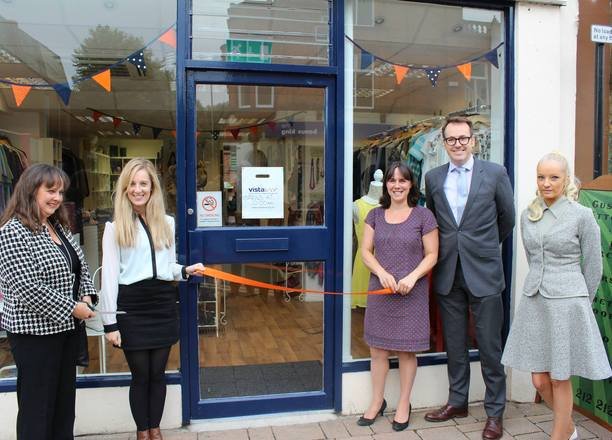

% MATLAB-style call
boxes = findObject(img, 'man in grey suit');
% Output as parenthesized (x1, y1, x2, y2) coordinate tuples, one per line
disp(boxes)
(424, 116, 515, 440)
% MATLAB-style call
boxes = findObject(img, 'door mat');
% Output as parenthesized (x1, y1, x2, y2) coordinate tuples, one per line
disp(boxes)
(199, 360, 322, 399)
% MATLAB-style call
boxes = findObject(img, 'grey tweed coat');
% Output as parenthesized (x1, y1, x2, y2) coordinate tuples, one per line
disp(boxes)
(502, 197, 611, 380)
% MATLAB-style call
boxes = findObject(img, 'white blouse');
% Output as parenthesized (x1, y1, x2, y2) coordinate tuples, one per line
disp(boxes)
(99, 215, 185, 327)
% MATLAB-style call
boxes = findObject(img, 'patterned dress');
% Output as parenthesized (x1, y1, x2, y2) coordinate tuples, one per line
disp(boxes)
(364, 206, 437, 352)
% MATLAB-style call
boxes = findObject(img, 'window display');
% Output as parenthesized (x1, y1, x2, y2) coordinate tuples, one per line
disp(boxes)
(0, 0, 178, 377)
(344, 0, 505, 360)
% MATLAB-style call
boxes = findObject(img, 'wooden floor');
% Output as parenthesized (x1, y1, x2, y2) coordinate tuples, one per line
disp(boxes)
(199, 288, 324, 368)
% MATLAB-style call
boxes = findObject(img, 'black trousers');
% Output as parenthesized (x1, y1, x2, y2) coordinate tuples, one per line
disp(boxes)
(8, 330, 79, 440)
(437, 259, 506, 418)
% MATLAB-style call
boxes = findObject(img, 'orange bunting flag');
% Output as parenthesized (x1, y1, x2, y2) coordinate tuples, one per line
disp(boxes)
(171, 130, 176, 138)
(12, 84, 32, 107)
(394, 65, 409, 85)
(159, 29, 177, 49)
(92, 69, 112, 92)
(457, 63, 472, 81)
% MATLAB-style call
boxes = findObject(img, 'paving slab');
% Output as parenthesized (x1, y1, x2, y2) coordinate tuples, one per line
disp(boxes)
(578, 419, 611, 439)
(512, 433, 550, 440)
(464, 430, 514, 440)
(246, 426, 275, 440)
(272, 422, 326, 440)
(198, 428, 248, 440)
(319, 420, 351, 439)
(502, 418, 543, 436)
(416, 426, 468, 440)
(372, 431, 420, 440)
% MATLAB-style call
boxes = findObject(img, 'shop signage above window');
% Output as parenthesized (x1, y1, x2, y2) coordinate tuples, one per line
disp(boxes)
(591, 25, 612, 44)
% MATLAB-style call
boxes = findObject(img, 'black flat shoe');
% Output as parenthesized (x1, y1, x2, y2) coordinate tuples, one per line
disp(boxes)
(392, 403, 412, 431)
(357, 399, 387, 426)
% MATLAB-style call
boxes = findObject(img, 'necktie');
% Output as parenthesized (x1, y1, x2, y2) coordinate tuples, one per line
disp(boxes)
(455, 166, 468, 223)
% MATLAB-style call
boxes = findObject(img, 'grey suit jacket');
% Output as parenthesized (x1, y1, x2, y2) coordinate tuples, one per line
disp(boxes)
(521, 198, 602, 301)
(425, 158, 515, 296)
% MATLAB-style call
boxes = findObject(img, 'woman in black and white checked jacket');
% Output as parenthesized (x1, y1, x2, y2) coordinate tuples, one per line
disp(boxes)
(0, 164, 97, 440)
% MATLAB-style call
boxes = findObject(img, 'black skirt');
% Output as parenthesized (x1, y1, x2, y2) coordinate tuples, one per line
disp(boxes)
(117, 279, 179, 351)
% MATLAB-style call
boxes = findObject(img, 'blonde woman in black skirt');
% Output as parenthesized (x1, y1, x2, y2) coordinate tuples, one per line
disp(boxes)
(99, 158, 204, 440)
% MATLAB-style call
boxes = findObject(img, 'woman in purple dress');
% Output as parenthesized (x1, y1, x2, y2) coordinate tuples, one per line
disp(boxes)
(358, 162, 438, 431)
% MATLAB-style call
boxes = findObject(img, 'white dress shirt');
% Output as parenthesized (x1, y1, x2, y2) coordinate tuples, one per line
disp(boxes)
(443, 155, 474, 223)
(99, 215, 184, 326)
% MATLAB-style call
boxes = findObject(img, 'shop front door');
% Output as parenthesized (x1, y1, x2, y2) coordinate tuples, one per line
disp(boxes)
(183, 71, 337, 419)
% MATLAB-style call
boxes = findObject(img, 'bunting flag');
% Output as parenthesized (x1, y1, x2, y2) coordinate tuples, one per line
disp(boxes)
(266, 121, 276, 130)
(159, 28, 177, 49)
(132, 123, 141, 135)
(52, 83, 71, 106)
(229, 128, 240, 140)
(112, 117, 122, 128)
(11, 84, 31, 107)
(394, 65, 409, 85)
(92, 110, 102, 122)
(152, 127, 162, 139)
(425, 68, 441, 87)
(484, 49, 499, 69)
(360, 52, 374, 70)
(457, 63, 472, 81)
(249, 126, 258, 137)
(345, 35, 504, 88)
(127, 50, 147, 76)
(171, 130, 176, 138)
(92, 69, 111, 92)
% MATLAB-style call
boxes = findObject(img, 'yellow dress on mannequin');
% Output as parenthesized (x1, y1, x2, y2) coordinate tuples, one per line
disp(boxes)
(351, 170, 383, 308)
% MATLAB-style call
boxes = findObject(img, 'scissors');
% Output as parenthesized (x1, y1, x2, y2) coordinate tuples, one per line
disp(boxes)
(85, 303, 126, 314)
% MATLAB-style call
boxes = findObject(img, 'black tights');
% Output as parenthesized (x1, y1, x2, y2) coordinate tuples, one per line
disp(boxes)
(124, 347, 171, 431)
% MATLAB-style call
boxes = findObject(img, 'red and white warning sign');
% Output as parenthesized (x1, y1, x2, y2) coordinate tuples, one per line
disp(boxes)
(197, 191, 222, 227)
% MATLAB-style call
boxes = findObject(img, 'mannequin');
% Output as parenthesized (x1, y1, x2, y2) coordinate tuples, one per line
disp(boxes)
(352, 169, 383, 308)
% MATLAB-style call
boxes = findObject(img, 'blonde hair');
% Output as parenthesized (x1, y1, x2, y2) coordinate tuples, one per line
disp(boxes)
(527, 152, 579, 222)
(113, 158, 173, 249)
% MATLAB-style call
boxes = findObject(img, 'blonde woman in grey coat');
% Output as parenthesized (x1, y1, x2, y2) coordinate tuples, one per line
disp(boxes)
(502, 152, 611, 440)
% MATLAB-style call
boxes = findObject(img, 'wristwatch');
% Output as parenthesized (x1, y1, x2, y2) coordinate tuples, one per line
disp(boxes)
(181, 266, 189, 279)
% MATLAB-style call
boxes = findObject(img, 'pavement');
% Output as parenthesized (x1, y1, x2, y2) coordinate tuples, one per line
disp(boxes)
(76, 402, 611, 440)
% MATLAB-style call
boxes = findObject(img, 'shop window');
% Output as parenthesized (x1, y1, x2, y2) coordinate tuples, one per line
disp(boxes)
(191, 0, 331, 65)
(344, 0, 505, 361)
(0, 0, 178, 379)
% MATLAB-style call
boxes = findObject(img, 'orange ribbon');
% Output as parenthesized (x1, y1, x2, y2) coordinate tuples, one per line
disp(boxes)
(194, 267, 393, 296)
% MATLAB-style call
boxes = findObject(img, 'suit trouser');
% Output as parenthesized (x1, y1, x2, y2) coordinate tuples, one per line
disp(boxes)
(8, 330, 78, 440)
(437, 261, 506, 418)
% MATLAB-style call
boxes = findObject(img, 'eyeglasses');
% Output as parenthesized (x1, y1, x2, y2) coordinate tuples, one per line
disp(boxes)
(444, 136, 472, 147)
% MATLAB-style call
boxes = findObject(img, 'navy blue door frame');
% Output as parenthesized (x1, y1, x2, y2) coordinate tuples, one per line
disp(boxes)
(180, 70, 339, 420)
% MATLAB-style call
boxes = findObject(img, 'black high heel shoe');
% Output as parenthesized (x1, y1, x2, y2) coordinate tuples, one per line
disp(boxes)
(357, 399, 387, 426)
(392, 403, 412, 431)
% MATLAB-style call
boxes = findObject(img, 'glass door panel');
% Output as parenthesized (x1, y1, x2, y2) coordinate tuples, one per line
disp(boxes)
(198, 262, 324, 399)
(195, 84, 325, 228)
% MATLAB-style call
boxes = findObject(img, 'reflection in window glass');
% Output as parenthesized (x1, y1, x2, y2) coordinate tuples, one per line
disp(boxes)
(196, 85, 325, 227)
(191, 0, 331, 65)
(344, 0, 505, 360)
(0, 0, 177, 377)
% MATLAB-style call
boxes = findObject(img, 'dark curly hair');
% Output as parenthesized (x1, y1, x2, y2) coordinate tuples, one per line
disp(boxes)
(379, 162, 420, 208)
